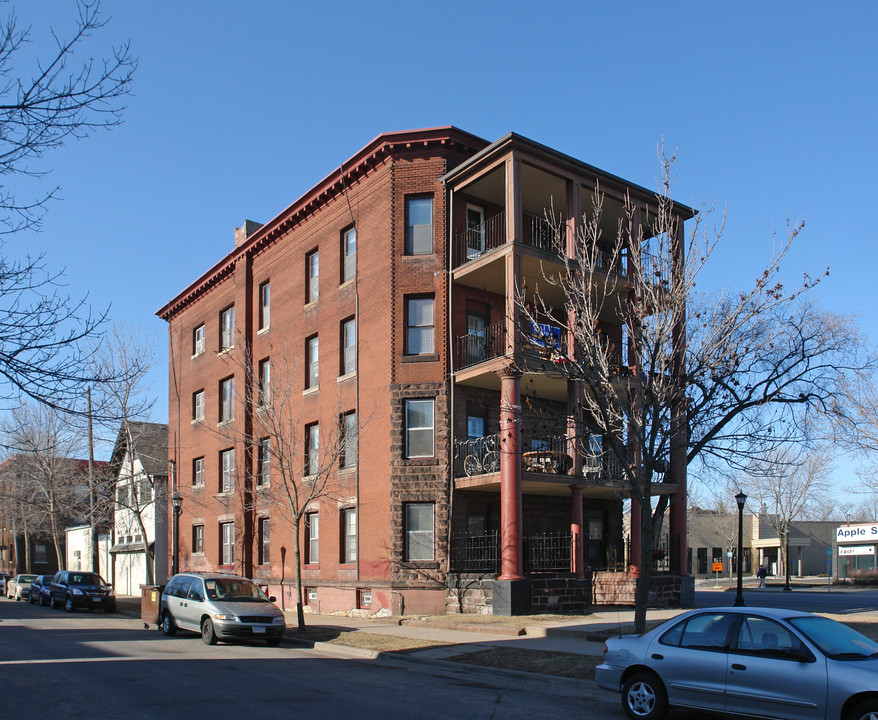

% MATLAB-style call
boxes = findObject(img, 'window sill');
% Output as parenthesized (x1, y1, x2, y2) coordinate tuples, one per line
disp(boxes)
(402, 253, 435, 259)
(217, 491, 234, 499)
(337, 371, 356, 383)
(257, 326, 270, 335)
(339, 465, 357, 475)
(191, 418, 204, 425)
(217, 419, 235, 428)
(304, 300, 318, 310)
(401, 560, 439, 569)
(191, 552, 205, 558)
(218, 346, 234, 356)
(256, 483, 270, 491)
(339, 278, 355, 290)
(401, 353, 439, 363)
(192, 484, 204, 491)
(303, 386, 319, 396)
(191, 351, 204, 360)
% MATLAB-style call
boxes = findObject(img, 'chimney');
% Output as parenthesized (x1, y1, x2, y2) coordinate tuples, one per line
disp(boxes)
(235, 219, 263, 247)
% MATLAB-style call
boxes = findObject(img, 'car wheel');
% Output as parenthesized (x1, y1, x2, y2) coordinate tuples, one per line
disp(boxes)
(201, 618, 217, 646)
(266, 637, 281, 647)
(161, 612, 177, 636)
(849, 700, 878, 720)
(28, 592, 35, 604)
(64, 597, 74, 613)
(622, 671, 668, 720)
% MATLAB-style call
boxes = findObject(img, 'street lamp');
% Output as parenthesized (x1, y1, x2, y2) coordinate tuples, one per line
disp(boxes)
(734, 490, 747, 607)
(782, 525, 792, 592)
(171, 491, 182, 576)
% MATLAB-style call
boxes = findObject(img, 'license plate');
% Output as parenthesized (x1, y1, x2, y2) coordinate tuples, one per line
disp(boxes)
(252, 626, 266, 634)
(93, 597, 102, 602)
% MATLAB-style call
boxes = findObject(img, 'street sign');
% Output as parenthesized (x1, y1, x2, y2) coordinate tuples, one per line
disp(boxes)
(712, 562, 724, 572)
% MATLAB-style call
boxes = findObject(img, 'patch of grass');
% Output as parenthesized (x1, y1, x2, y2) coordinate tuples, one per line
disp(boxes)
(286, 626, 451, 653)
(448, 647, 600, 679)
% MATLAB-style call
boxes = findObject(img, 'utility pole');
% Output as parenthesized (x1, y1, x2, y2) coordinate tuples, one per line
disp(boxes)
(87, 387, 100, 574)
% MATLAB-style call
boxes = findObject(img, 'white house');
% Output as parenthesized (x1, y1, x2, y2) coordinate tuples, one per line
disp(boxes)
(65, 525, 110, 578)
(109, 422, 168, 595)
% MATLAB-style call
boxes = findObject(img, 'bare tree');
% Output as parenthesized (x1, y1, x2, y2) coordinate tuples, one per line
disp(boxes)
(516, 152, 873, 631)
(750, 445, 835, 575)
(0, 1, 135, 411)
(1, 402, 88, 569)
(219, 346, 360, 631)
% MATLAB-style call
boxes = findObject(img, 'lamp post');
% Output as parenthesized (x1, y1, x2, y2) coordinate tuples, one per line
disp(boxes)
(171, 491, 182, 576)
(734, 490, 747, 607)
(782, 525, 792, 592)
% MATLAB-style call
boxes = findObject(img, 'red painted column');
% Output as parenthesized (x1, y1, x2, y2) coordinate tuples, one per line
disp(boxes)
(629, 497, 642, 575)
(570, 485, 584, 579)
(499, 368, 524, 581)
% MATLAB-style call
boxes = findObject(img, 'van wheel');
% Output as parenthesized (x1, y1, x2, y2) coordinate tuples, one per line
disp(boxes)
(64, 597, 74, 613)
(201, 618, 217, 645)
(161, 612, 177, 636)
(848, 699, 878, 720)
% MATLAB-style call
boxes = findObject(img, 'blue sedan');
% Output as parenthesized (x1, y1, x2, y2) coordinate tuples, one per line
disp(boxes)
(27, 575, 54, 606)
(596, 606, 878, 720)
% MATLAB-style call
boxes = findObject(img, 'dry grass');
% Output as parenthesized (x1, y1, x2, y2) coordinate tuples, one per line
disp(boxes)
(448, 647, 600, 678)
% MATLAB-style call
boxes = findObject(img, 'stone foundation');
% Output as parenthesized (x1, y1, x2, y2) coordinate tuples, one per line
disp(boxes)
(593, 572, 684, 608)
(446, 573, 591, 615)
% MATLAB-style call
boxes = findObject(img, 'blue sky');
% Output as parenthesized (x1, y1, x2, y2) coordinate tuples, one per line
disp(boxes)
(6, 2, 877, 491)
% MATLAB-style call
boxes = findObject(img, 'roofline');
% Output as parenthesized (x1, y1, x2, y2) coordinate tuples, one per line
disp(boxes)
(157, 126, 489, 320)
(440, 131, 698, 218)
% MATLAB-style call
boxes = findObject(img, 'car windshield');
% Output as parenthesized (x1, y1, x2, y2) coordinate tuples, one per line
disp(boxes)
(204, 578, 268, 602)
(788, 616, 878, 659)
(19, 575, 37, 582)
(70, 573, 104, 587)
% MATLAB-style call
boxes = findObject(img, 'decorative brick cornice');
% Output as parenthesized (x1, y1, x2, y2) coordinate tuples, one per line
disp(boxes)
(157, 127, 488, 320)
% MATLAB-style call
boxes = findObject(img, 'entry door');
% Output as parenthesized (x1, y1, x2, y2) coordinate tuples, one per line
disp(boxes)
(466, 311, 488, 364)
(466, 205, 485, 259)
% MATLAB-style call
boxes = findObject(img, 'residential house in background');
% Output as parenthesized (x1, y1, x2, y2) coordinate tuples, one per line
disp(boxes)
(157, 127, 693, 615)
(109, 421, 169, 595)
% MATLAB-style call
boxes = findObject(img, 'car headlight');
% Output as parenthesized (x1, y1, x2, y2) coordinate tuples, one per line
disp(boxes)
(212, 613, 236, 621)
(72, 588, 83, 596)
(274, 616, 285, 624)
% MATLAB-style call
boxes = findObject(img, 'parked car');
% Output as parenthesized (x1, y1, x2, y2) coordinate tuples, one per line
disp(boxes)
(6, 573, 38, 600)
(0, 571, 8, 596)
(28, 575, 54, 606)
(596, 606, 878, 720)
(48, 570, 116, 613)
(160, 572, 285, 646)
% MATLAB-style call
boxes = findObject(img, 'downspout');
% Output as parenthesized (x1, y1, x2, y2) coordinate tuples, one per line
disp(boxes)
(446, 184, 456, 578)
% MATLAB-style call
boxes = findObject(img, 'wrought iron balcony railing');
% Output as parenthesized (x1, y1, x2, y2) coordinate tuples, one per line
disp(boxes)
(455, 321, 506, 369)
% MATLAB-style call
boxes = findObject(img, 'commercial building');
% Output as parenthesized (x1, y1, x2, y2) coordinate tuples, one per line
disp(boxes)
(157, 127, 692, 615)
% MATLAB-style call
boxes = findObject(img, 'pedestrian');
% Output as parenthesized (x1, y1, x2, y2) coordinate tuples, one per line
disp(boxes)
(757, 563, 768, 588)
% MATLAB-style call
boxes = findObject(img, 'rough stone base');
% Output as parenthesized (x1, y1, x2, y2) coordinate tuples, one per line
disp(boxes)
(493, 578, 533, 616)
(446, 573, 592, 615)
(593, 572, 686, 608)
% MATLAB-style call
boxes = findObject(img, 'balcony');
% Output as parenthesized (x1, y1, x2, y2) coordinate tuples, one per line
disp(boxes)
(452, 211, 505, 267)
(450, 530, 573, 574)
(455, 321, 506, 370)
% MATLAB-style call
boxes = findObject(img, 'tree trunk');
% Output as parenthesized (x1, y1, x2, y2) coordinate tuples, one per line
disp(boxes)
(634, 486, 654, 634)
(292, 516, 305, 630)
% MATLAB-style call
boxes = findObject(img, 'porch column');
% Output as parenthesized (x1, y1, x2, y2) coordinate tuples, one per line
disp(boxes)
(570, 484, 584, 579)
(498, 367, 524, 581)
(668, 218, 688, 576)
(629, 497, 642, 573)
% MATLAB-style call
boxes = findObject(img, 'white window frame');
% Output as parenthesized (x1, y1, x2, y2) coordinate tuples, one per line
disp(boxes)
(258, 358, 270, 406)
(259, 517, 270, 565)
(192, 524, 204, 554)
(306, 335, 319, 389)
(465, 203, 486, 259)
(193, 457, 204, 486)
(259, 281, 270, 330)
(306, 423, 319, 476)
(220, 306, 235, 350)
(306, 512, 319, 564)
(307, 249, 319, 303)
(404, 398, 435, 458)
(405, 196, 433, 255)
(220, 448, 235, 493)
(219, 376, 235, 423)
(193, 324, 206, 356)
(258, 437, 270, 487)
(342, 507, 357, 564)
(341, 410, 357, 469)
(405, 296, 434, 355)
(343, 226, 356, 283)
(221, 521, 234, 565)
(342, 318, 356, 375)
(193, 390, 205, 422)
(405, 502, 435, 561)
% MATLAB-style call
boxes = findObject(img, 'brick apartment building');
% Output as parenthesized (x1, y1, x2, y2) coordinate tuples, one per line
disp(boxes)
(157, 126, 691, 615)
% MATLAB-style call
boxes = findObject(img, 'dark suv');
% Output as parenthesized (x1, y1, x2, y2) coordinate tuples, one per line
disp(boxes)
(49, 571, 116, 613)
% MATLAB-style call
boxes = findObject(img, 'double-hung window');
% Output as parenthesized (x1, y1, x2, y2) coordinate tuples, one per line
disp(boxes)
(404, 399, 434, 458)
(405, 503, 434, 561)
(257, 437, 270, 487)
(306, 249, 319, 303)
(220, 306, 235, 350)
(258, 358, 271, 406)
(220, 448, 235, 493)
(405, 297, 434, 355)
(305, 512, 319, 564)
(193, 390, 205, 422)
(193, 457, 204, 486)
(305, 423, 319, 476)
(192, 524, 204, 554)
(342, 226, 356, 283)
(306, 335, 319, 389)
(405, 196, 433, 255)
(341, 318, 356, 375)
(340, 411, 357, 469)
(259, 281, 270, 330)
(221, 522, 234, 565)
(219, 376, 235, 423)
(342, 508, 357, 564)
(259, 518, 270, 565)
(193, 324, 205, 356)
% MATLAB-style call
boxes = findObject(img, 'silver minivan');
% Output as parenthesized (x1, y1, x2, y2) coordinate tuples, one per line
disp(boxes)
(160, 572, 286, 645)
